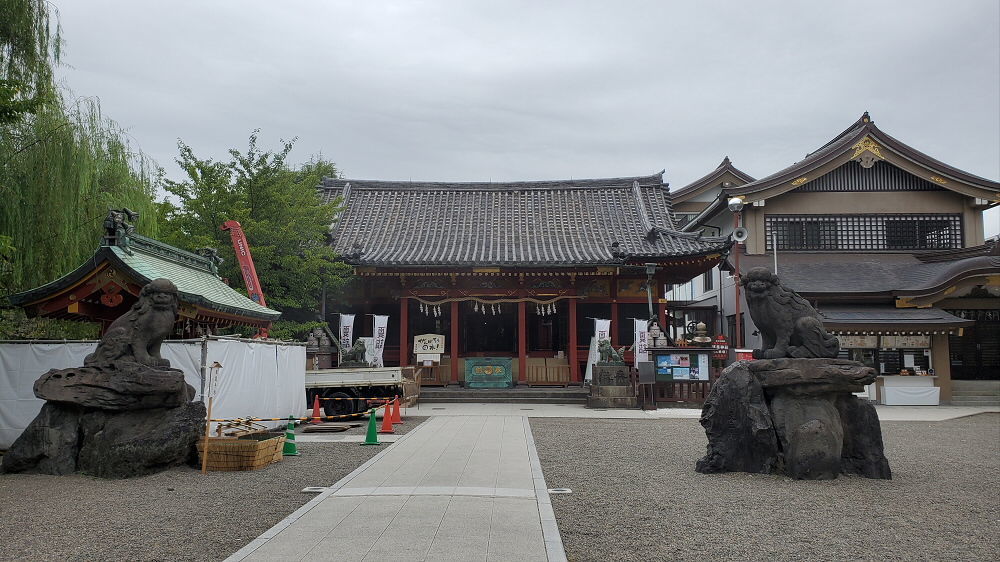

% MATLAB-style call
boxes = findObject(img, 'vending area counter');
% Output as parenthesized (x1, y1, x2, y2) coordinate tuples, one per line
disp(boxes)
(878, 375, 940, 406)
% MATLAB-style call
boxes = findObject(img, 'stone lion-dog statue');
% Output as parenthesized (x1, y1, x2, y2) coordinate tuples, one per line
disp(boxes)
(740, 267, 839, 359)
(84, 278, 180, 368)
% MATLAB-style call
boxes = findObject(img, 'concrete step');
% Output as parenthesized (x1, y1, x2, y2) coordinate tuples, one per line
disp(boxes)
(948, 397, 1000, 406)
(951, 381, 1000, 392)
(951, 390, 1000, 396)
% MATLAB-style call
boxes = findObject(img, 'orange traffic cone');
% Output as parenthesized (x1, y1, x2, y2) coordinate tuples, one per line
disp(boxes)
(378, 402, 395, 434)
(391, 396, 403, 424)
(311, 394, 322, 424)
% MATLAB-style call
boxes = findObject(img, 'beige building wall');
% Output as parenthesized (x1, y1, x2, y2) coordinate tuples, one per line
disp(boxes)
(740, 191, 975, 255)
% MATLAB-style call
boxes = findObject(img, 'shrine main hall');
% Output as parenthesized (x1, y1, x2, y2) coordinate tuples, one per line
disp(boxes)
(319, 173, 731, 385)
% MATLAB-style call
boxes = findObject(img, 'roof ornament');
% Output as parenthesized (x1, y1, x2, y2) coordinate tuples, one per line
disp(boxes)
(195, 247, 224, 277)
(102, 208, 139, 256)
(851, 136, 884, 169)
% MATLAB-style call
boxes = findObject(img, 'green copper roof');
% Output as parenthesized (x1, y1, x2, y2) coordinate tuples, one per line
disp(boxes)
(8, 233, 279, 322)
(109, 245, 279, 320)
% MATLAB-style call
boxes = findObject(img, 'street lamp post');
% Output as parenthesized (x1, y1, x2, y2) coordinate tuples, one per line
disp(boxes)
(727, 197, 745, 349)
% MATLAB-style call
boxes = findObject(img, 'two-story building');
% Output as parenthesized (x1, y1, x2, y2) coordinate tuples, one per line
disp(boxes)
(672, 113, 999, 404)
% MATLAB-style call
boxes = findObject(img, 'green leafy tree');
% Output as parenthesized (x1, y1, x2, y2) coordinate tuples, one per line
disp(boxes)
(160, 131, 350, 313)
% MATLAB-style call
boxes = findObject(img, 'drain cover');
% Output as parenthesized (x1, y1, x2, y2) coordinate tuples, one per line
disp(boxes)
(548, 488, 572, 494)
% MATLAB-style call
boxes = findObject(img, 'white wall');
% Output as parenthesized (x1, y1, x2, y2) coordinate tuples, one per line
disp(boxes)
(0, 338, 306, 449)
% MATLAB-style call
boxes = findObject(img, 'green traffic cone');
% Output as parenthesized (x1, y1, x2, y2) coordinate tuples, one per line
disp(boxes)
(283, 415, 300, 456)
(360, 408, 382, 446)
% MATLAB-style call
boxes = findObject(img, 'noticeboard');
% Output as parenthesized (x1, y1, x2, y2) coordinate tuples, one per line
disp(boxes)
(653, 351, 711, 381)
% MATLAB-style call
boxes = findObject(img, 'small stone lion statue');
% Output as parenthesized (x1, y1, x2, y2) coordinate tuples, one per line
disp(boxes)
(84, 278, 180, 368)
(333, 338, 368, 365)
(741, 267, 840, 359)
(597, 339, 626, 363)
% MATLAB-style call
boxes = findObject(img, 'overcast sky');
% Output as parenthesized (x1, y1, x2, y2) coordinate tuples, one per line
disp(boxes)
(54, 1, 999, 236)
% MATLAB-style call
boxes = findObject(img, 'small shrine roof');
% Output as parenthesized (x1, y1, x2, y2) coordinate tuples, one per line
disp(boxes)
(320, 173, 732, 267)
(9, 234, 279, 322)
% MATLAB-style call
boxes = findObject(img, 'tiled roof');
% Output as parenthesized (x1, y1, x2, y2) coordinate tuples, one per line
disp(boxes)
(738, 253, 1000, 296)
(729, 112, 1000, 196)
(320, 174, 732, 267)
(672, 157, 755, 199)
(819, 305, 973, 329)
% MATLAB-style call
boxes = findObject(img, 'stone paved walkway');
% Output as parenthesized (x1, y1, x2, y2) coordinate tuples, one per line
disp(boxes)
(227, 415, 563, 562)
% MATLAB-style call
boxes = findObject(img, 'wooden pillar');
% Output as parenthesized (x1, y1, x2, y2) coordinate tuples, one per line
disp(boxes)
(610, 301, 619, 346)
(569, 297, 579, 382)
(399, 297, 409, 367)
(518, 300, 527, 385)
(450, 300, 460, 384)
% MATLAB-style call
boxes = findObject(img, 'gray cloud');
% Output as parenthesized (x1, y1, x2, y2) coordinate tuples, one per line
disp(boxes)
(54, 0, 999, 233)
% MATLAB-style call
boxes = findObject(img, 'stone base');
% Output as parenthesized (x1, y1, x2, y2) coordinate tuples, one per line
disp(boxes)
(1, 401, 206, 478)
(588, 364, 637, 408)
(696, 358, 890, 480)
(1, 361, 205, 478)
(34, 363, 194, 410)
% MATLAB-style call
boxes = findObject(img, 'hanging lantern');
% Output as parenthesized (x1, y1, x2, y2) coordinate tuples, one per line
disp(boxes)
(712, 334, 729, 360)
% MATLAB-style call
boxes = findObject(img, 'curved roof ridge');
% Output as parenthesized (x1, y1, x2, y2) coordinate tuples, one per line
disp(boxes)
(672, 156, 755, 198)
(730, 111, 1000, 195)
(730, 112, 999, 196)
(319, 173, 666, 192)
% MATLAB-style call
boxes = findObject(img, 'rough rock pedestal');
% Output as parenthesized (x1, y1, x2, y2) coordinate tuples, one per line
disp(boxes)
(1, 364, 204, 478)
(697, 358, 891, 480)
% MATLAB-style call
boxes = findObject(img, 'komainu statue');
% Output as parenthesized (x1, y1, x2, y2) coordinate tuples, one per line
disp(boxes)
(84, 278, 180, 368)
(741, 267, 839, 359)
(333, 337, 369, 366)
(597, 339, 626, 364)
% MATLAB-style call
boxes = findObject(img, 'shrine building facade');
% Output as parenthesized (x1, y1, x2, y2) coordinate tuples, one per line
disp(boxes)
(319, 173, 732, 385)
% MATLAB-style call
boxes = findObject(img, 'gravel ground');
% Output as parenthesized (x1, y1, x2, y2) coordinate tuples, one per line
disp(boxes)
(532, 413, 1000, 562)
(0, 416, 427, 562)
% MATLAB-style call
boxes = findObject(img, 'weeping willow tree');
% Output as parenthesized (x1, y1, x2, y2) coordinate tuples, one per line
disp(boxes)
(0, 98, 162, 293)
(1, 0, 160, 303)
(0, 0, 60, 124)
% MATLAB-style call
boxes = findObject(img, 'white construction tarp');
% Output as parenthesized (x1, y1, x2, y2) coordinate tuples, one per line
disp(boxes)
(0, 338, 306, 449)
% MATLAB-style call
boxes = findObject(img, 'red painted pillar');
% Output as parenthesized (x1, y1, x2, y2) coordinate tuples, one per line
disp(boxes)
(569, 298, 579, 383)
(610, 301, 619, 346)
(518, 301, 527, 385)
(450, 301, 460, 384)
(658, 301, 667, 335)
(399, 297, 409, 367)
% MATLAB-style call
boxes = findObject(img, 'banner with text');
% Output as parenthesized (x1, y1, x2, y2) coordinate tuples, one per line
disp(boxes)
(372, 315, 389, 368)
(339, 314, 355, 350)
(633, 318, 649, 368)
(585, 318, 612, 382)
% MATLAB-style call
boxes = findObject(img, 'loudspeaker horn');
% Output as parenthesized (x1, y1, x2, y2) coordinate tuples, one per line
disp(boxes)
(732, 227, 749, 242)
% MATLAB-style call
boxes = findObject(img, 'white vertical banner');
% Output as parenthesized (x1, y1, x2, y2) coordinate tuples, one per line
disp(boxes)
(585, 318, 612, 383)
(633, 318, 649, 368)
(339, 314, 355, 348)
(372, 315, 389, 368)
